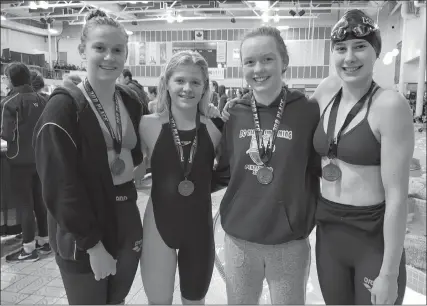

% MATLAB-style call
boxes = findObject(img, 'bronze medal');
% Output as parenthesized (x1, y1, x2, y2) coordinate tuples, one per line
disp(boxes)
(178, 179, 195, 196)
(111, 157, 125, 176)
(322, 161, 342, 182)
(256, 167, 274, 185)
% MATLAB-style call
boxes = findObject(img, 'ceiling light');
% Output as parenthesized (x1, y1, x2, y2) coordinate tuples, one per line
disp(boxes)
(29, 1, 37, 9)
(49, 28, 58, 34)
(383, 52, 393, 65)
(261, 12, 269, 22)
(39, 1, 49, 9)
(392, 48, 399, 56)
(1, 15, 6, 21)
(176, 14, 184, 23)
(166, 14, 175, 23)
(126, 30, 134, 35)
(273, 13, 280, 23)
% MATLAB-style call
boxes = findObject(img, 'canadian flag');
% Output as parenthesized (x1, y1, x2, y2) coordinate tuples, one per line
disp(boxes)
(194, 30, 204, 41)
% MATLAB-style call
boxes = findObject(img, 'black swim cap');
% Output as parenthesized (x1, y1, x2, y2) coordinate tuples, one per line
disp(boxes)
(331, 9, 381, 57)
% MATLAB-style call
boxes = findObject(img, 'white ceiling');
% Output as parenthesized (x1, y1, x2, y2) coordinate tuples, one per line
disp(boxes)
(1, 1, 388, 26)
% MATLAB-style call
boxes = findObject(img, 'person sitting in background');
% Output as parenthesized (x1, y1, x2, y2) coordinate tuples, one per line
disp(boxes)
(217, 85, 228, 113)
(147, 86, 158, 114)
(1, 62, 49, 263)
(210, 80, 219, 107)
(118, 68, 150, 114)
(30, 70, 49, 101)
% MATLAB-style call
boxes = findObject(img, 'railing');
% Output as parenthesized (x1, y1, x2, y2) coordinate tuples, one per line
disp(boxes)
(0, 63, 85, 81)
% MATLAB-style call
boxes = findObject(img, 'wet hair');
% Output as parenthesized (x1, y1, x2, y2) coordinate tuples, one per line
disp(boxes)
(331, 9, 382, 57)
(148, 86, 157, 97)
(78, 9, 129, 56)
(122, 68, 132, 80)
(240, 26, 289, 71)
(218, 85, 226, 96)
(4, 62, 31, 87)
(211, 80, 218, 93)
(155, 50, 210, 115)
(30, 70, 45, 92)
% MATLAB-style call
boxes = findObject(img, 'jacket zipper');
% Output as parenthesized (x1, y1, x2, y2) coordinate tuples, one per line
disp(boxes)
(73, 240, 77, 260)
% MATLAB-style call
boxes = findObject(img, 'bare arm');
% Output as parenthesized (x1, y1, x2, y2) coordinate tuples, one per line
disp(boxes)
(378, 91, 414, 276)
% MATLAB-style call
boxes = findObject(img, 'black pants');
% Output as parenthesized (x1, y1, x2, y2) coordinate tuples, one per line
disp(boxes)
(9, 164, 48, 243)
(59, 182, 143, 305)
(315, 196, 406, 305)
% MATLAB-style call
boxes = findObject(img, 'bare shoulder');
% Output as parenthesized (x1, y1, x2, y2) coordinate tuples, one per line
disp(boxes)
(139, 113, 167, 147)
(311, 75, 342, 108)
(373, 89, 412, 117)
(372, 89, 413, 132)
(201, 115, 222, 149)
(140, 113, 167, 129)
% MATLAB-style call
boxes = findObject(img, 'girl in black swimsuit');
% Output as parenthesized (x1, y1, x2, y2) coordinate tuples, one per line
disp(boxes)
(311, 9, 414, 305)
(139, 50, 222, 305)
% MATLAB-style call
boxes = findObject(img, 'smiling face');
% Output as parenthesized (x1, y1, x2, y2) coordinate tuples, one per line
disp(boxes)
(332, 38, 377, 85)
(79, 25, 128, 82)
(167, 64, 205, 111)
(241, 36, 284, 95)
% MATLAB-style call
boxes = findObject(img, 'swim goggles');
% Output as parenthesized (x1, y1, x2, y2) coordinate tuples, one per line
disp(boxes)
(331, 19, 379, 41)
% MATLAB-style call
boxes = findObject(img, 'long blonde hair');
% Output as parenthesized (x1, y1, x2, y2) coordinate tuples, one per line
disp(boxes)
(155, 50, 211, 116)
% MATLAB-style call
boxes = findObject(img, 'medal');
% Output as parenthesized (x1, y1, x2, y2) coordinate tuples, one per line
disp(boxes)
(111, 157, 125, 176)
(322, 161, 342, 182)
(83, 78, 124, 177)
(324, 82, 379, 182)
(256, 167, 274, 185)
(169, 109, 200, 196)
(178, 179, 195, 196)
(250, 89, 287, 185)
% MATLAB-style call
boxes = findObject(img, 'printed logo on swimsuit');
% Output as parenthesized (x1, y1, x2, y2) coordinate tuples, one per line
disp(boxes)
(363, 277, 374, 292)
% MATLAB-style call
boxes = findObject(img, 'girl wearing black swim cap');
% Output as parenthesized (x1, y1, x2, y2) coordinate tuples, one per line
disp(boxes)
(311, 9, 414, 305)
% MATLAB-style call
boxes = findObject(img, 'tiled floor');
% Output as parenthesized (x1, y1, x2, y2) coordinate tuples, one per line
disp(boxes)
(1, 186, 426, 305)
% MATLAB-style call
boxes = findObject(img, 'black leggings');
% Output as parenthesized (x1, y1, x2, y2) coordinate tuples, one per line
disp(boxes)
(10, 165, 48, 243)
(315, 196, 406, 305)
(59, 183, 143, 305)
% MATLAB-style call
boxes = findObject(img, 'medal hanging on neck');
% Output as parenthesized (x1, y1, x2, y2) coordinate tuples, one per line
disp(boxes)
(250, 89, 287, 185)
(323, 81, 377, 182)
(83, 78, 125, 176)
(169, 108, 200, 196)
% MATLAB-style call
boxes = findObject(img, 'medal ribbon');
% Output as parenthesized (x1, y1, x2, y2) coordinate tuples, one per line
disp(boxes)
(326, 81, 377, 159)
(83, 78, 123, 155)
(169, 110, 200, 180)
(250, 88, 287, 166)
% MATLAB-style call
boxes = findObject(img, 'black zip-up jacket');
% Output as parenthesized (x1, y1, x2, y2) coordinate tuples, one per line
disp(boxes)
(33, 81, 145, 272)
(0, 85, 46, 165)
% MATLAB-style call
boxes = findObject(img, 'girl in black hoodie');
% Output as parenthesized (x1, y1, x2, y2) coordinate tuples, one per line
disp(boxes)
(218, 26, 321, 304)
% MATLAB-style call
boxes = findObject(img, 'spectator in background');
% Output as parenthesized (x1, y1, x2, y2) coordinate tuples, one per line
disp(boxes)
(217, 84, 228, 113)
(210, 80, 219, 107)
(1, 62, 49, 263)
(30, 70, 49, 101)
(147, 86, 157, 101)
(147, 86, 157, 114)
(118, 69, 150, 114)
